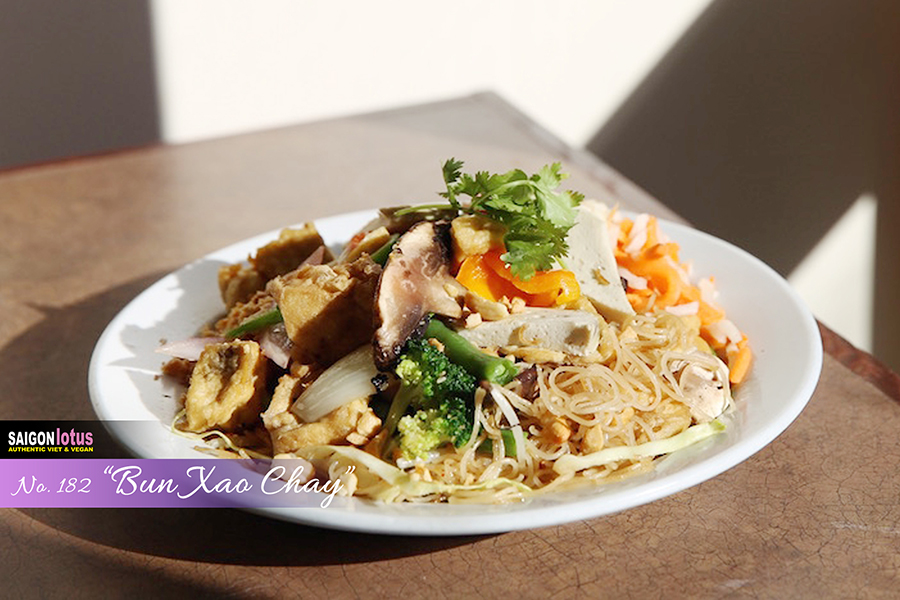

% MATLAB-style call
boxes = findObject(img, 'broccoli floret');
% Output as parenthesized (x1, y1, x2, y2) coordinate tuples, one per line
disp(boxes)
(382, 338, 477, 458)
(395, 338, 476, 404)
(398, 396, 473, 458)
(397, 410, 445, 458)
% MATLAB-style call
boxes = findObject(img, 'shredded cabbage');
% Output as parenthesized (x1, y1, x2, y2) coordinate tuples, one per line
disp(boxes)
(171, 408, 268, 459)
(297, 445, 531, 502)
(552, 420, 725, 476)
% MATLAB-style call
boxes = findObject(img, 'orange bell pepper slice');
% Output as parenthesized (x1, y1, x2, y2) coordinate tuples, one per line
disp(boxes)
(481, 249, 580, 307)
(456, 254, 523, 303)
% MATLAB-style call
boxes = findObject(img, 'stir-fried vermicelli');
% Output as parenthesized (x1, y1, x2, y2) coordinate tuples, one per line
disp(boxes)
(161, 161, 747, 504)
(308, 312, 731, 503)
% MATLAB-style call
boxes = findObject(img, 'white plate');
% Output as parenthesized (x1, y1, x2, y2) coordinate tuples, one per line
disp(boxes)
(89, 209, 822, 535)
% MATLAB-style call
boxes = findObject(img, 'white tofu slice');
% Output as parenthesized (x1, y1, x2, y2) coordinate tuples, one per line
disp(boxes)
(564, 200, 635, 321)
(458, 308, 603, 356)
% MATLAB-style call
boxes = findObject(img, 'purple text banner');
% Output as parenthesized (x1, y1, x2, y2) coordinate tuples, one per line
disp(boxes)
(0, 459, 351, 509)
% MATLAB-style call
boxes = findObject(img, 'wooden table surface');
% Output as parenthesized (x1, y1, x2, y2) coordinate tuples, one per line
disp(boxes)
(1, 93, 898, 599)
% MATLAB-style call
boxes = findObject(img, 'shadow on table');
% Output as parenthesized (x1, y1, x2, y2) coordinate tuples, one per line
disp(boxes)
(3, 273, 487, 565)
(18, 507, 485, 565)
(0, 271, 171, 422)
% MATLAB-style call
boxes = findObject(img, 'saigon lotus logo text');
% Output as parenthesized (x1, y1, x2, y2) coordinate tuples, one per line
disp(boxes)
(7, 428, 94, 454)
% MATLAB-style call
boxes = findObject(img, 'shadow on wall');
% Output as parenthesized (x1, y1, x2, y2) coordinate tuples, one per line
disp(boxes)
(0, 0, 160, 170)
(587, 0, 900, 369)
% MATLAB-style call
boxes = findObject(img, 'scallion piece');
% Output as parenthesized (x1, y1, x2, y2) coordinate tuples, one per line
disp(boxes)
(369, 233, 400, 266)
(225, 307, 283, 338)
(477, 429, 517, 457)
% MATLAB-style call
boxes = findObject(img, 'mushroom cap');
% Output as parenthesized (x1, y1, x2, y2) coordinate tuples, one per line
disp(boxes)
(372, 220, 462, 369)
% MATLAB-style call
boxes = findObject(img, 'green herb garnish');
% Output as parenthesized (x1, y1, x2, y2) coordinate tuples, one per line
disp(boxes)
(442, 159, 583, 279)
(404, 159, 583, 279)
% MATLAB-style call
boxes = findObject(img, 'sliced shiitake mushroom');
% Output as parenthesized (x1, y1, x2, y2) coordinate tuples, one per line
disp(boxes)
(372, 221, 462, 369)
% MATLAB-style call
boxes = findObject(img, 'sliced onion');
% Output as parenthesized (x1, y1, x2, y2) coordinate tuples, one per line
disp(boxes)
(156, 337, 225, 361)
(698, 277, 718, 304)
(606, 219, 621, 253)
(291, 345, 379, 423)
(624, 214, 650, 255)
(705, 319, 743, 346)
(618, 266, 647, 290)
(258, 323, 293, 369)
(300, 245, 327, 267)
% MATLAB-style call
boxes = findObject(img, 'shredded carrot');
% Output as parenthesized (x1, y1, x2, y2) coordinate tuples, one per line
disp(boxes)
(697, 300, 726, 328)
(647, 242, 679, 261)
(727, 340, 752, 384)
(615, 213, 752, 385)
(618, 254, 684, 309)
(698, 327, 735, 356)
(644, 216, 660, 247)
(343, 231, 367, 255)
(626, 290, 653, 313)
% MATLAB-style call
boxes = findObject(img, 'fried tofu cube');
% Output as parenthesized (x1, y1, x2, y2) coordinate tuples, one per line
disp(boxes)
(251, 224, 332, 281)
(450, 215, 505, 263)
(267, 256, 381, 366)
(218, 264, 266, 309)
(161, 357, 195, 387)
(217, 224, 332, 309)
(183, 341, 267, 433)
(338, 226, 391, 263)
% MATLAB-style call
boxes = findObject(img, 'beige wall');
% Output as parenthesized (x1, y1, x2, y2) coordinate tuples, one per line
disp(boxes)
(147, 0, 711, 147)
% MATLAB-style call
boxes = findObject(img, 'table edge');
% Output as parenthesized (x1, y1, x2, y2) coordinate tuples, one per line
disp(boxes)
(819, 322, 900, 401)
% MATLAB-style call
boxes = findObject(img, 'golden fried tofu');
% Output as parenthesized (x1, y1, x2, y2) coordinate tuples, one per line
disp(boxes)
(450, 214, 505, 263)
(251, 224, 333, 281)
(216, 224, 332, 308)
(262, 374, 381, 454)
(218, 264, 266, 309)
(338, 226, 391, 263)
(183, 341, 268, 433)
(267, 256, 381, 366)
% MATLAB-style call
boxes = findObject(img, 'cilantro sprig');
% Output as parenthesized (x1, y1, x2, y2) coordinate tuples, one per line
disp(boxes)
(439, 158, 583, 279)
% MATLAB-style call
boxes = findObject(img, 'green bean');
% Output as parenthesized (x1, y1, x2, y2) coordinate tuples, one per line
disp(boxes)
(369, 234, 400, 266)
(424, 319, 517, 385)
